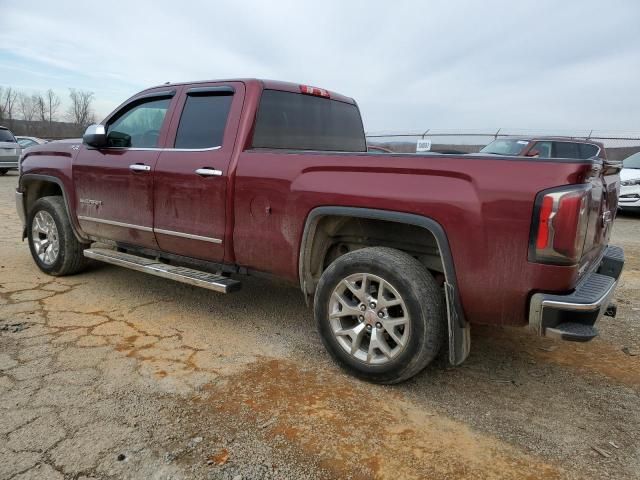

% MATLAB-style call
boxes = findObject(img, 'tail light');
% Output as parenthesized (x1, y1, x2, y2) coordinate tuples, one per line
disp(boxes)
(529, 185, 592, 265)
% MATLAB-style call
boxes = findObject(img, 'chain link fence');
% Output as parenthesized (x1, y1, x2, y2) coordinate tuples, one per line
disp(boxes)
(365, 129, 640, 160)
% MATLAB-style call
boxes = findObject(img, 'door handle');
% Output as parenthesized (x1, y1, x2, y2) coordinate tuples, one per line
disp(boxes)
(195, 168, 223, 177)
(129, 164, 151, 172)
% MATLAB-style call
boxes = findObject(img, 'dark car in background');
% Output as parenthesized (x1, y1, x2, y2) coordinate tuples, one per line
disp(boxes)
(0, 126, 21, 175)
(479, 137, 605, 159)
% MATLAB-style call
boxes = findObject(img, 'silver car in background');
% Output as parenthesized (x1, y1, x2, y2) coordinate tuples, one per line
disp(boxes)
(0, 126, 21, 175)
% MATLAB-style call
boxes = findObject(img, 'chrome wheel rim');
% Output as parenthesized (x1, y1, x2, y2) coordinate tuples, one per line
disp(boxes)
(31, 211, 60, 266)
(329, 273, 410, 365)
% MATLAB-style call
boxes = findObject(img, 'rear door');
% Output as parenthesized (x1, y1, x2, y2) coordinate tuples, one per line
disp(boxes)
(152, 82, 245, 261)
(73, 90, 177, 248)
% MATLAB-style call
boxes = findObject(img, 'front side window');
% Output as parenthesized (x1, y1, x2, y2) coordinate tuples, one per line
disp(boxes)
(531, 141, 552, 158)
(553, 142, 580, 159)
(174, 93, 233, 149)
(107, 97, 171, 148)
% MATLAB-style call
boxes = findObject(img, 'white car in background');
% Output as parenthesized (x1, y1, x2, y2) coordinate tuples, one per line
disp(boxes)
(0, 126, 21, 176)
(619, 152, 640, 211)
(16, 136, 48, 148)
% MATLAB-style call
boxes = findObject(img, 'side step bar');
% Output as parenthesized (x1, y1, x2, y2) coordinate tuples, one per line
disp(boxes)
(84, 248, 241, 294)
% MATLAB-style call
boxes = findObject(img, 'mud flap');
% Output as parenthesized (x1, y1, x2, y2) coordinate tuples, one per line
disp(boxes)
(445, 282, 471, 365)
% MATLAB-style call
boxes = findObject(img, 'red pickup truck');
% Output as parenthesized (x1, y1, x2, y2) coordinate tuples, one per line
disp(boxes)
(15, 79, 624, 383)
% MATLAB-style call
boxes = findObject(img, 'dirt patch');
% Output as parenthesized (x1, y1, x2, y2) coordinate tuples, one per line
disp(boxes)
(201, 358, 564, 480)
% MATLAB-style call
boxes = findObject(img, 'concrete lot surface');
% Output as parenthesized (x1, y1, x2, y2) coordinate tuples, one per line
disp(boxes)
(1, 171, 639, 480)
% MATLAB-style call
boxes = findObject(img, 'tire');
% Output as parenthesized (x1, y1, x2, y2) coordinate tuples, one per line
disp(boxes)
(0, 168, 8, 175)
(314, 247, 445, 384)
(27, 196, 90, 276)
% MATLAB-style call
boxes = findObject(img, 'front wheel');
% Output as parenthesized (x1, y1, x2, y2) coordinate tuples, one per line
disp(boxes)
(27, 196, 90, 276)
(314, 247, 445, 384)
(0, 168, 8, 176)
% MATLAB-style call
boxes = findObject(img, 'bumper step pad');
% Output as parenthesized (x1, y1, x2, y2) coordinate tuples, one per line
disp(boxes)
(84, 248, 241, 294)
(545, 322, 598, 342)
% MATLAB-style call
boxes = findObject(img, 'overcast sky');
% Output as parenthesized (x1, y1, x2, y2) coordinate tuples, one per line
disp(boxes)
(0, 0, 638, 133)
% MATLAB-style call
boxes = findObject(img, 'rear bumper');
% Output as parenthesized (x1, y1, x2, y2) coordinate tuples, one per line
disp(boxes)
(529, 245, 624, 340)
(0, 159, 19, 169)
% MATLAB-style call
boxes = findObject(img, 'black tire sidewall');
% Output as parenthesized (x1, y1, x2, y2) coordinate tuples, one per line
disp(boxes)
(314, 250, 441, 383)
(27, 198, 69, 275)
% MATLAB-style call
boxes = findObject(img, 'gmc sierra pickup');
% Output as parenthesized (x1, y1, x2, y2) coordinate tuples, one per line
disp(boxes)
(15, 79, 625, 383)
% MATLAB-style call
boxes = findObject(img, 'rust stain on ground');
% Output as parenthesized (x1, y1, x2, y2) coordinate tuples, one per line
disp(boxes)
(202, 359, 565, 480)
(209, 448, 229, 465)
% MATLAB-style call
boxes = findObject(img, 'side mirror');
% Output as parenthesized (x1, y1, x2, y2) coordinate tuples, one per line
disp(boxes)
(526, 149, 540, 157)
(83, 124, 107, 148)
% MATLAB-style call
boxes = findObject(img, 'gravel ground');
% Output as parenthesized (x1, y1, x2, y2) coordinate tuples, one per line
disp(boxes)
(0, 170, 638, 480)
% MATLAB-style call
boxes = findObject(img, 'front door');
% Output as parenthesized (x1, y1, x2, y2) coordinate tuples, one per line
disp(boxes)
(153, 83, 244, 262)
(74, 91, 176, 248)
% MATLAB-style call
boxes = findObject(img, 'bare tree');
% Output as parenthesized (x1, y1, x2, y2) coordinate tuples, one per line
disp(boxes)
(34, 92, 47, 122)
(46, 89, 61, 125)
(67, 88, 95, 129)
(1, 87, 19, 127)
(19, 93, 37, 124)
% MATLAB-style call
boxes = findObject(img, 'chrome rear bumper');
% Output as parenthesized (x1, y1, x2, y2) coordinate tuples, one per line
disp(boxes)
(528, 245, 624, 340)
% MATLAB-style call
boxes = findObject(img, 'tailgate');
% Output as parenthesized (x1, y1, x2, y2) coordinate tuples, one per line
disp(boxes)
(579, 159, 622, 274)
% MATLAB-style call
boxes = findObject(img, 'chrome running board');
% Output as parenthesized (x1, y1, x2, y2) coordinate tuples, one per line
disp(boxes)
(84, 247, 241, 294)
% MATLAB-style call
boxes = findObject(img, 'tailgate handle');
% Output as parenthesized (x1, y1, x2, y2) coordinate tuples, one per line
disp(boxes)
(195, 168, 223, 177)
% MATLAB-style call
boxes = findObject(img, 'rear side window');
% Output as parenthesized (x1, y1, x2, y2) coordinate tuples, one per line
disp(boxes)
(251, 90, 366, 152)
(553, 142, 580, 159)
(578, 143, 599, 159)
(0, 129, 16, 142)
(174, 91, 233, 149)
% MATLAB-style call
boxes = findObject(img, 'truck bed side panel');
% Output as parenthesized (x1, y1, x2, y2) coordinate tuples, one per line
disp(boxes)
(233, 151, 594, 326)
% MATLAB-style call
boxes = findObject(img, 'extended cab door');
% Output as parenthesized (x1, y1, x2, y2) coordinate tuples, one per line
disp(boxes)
(73, 89, 178, 248)
(152, 82, 245, 261)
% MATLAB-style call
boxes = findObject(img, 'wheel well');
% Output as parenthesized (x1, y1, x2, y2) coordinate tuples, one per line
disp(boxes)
(302, 215, 444, 295)
(24, 180, 63, 216)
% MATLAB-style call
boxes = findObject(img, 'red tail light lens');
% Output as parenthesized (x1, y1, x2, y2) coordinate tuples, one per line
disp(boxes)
(530, 185, 591, 265)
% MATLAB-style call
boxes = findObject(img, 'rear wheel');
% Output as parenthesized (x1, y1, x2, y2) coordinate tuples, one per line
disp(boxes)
(27, 196, 90, 276)
(0, 168, 8, 175)
(314, 247, 445, 384)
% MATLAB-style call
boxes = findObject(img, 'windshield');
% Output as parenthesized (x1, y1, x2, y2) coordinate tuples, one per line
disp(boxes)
(623, 152, 640, 169)
(0, 129, 16, 143)
(480, 139, 528, 156)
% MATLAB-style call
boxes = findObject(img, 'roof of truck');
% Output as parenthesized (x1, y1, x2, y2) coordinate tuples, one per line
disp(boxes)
(143, 78, 357, 104)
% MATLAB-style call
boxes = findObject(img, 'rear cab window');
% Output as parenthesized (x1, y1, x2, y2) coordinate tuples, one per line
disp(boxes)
(251, 89, 366, 152)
